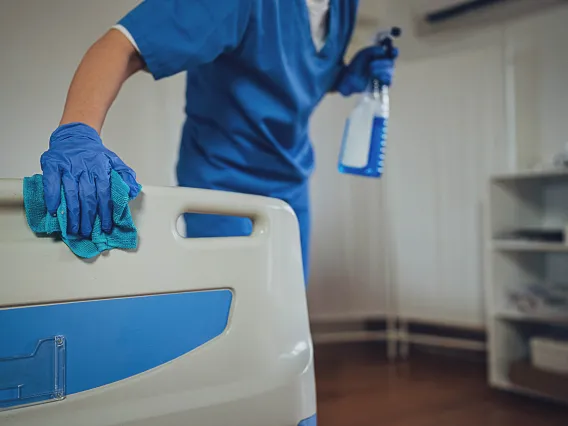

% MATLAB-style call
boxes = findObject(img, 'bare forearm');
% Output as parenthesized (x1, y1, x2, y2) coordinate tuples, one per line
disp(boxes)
(60, 29, 144, 133)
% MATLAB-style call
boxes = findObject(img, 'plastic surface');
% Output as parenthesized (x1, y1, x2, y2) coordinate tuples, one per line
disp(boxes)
(298, 414, 317, 425)
(0, 180, 316, 426)
(338, 27, 399, 178)
(0, 291, 232, 396)
(0, 336, 66, 410)
(338, 84, 389, 177)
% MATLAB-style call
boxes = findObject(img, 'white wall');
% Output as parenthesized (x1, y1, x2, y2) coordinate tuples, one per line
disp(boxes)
(506, 8, 568, 170)
(0, 0, 185, 186)
(308, 94, 392, 320)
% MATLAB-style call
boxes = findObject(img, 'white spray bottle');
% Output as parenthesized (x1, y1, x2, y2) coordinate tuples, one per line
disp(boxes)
(338, 27, 401, 178)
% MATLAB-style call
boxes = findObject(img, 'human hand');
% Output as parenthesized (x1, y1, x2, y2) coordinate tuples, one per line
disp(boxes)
(40, 122, 140, 237)
(335, 45, 398, 96)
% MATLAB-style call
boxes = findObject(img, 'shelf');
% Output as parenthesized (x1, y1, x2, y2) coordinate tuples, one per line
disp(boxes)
(492, 240, 568, 252)
(496, 310, 568, 325)
(487, 170, 568, 403)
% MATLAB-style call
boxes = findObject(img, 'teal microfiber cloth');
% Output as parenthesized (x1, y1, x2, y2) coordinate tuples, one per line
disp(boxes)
(23, 170, 141, 258)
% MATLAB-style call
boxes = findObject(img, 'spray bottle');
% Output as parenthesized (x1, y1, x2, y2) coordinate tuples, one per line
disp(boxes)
(338, 27, 401, 178)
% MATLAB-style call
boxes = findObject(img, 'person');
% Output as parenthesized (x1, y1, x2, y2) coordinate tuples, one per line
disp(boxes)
(39, 0, 397, 284)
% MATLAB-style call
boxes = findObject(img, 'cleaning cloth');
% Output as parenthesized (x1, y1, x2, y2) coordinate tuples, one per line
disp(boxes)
(23, 170, 141, 258)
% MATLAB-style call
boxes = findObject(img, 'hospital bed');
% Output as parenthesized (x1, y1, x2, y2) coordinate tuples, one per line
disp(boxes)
(0, 181, 316, 426)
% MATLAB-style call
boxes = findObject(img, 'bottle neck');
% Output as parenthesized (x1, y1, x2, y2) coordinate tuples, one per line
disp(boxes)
(366, 79, 388, 100)
(363, 79, 390, 118)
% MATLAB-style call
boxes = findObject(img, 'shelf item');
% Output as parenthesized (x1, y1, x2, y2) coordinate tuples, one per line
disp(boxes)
(506, 282, 568, 319)
(531, 337, 568, 375)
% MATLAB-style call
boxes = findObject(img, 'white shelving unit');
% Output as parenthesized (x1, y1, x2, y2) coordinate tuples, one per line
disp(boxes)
(485, 170, 568, 403)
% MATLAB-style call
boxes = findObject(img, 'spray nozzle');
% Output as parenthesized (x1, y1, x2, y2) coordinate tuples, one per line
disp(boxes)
(374, 27, 401, 58)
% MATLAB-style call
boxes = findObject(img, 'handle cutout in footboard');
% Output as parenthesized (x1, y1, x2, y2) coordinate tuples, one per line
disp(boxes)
(178, 213, 253, 238)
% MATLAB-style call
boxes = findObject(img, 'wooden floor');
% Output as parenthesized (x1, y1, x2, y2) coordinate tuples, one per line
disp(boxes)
(315, 343, 568, 426)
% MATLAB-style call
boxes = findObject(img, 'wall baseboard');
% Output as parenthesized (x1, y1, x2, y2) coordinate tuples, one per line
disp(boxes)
(311, 317, 487, 360)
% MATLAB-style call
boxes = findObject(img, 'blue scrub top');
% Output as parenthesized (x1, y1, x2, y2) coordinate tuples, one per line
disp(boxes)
(119, 0, 358, 210)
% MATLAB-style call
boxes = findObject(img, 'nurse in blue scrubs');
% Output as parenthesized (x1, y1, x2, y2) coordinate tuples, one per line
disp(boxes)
(40, 0, 397, 284)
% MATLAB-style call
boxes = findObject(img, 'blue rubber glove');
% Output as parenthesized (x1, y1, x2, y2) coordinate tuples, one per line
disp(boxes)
(40, 123, 140, 237)
(335, 45, 398, 97)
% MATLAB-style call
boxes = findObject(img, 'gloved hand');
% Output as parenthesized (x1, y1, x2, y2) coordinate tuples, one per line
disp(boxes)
(40, 122, 140, 237)
(335, 45, 398, 97)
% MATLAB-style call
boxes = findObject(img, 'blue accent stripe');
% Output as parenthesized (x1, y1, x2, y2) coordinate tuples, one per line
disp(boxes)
(299, 414, 317, 425)
(0, 290, 232, 403)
